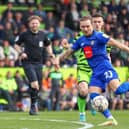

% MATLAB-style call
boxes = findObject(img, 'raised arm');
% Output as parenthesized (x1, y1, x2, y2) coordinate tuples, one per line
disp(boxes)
(107, 38, 129, 53)
(61, 38, 71, 49)
(58, 48, 75, 63)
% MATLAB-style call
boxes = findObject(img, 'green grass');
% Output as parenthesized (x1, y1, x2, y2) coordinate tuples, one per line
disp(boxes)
(0, 110, 128, 129)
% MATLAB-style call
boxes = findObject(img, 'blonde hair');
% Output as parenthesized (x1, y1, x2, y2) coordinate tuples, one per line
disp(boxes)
(28, 15, 42, 23)
(80, 15, 92, 22)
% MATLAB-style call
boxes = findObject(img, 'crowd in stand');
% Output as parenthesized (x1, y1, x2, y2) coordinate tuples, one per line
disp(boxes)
(0, 0, 129, 111)
(0, 0, 129, 67)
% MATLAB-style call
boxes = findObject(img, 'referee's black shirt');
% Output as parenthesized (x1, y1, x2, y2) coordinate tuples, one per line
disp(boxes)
(15, 30, 51, 63)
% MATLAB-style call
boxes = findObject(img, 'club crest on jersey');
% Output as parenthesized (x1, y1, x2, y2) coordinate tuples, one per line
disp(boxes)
(39, 41, 43, 47)
(91, 40, 94, 45)
(80, 42, 85, 47)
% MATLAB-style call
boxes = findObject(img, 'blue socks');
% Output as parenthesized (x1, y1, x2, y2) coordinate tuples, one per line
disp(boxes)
(90, 92, 100, 100)
(90, 81, 129, 119)
(102, 109, 112, 119)
(115, 82, 129, 94)
(90, 93, 113, 119)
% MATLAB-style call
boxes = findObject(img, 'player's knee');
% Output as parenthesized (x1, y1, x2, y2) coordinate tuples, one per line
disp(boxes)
(78, 82, 88, 96)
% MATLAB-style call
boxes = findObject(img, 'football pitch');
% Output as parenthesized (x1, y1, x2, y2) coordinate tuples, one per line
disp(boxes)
(0, 110, 128, 129)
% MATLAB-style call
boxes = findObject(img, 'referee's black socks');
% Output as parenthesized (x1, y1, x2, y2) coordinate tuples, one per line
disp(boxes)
(30, 88, 38, 104)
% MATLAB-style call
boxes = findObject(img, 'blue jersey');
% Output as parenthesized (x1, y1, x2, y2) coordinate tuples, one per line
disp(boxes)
(72, 31, 110, 68)
(71, 31, 118, 92)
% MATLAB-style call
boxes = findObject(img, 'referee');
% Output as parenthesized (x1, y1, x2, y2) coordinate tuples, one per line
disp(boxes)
(14, 15, 55, 115)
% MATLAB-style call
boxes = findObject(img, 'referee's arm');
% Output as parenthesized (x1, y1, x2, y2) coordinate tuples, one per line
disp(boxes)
(14, 44, 27, 60)
(14, 44, 23, 54)
(46, 44, 55, 58)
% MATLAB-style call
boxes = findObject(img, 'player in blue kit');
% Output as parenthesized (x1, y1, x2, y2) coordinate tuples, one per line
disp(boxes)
(56, 16, 129, 126)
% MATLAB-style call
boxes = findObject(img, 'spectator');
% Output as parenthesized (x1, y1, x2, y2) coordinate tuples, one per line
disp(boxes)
(0, 75, 17, 111)
(45, 11, 57, 30)
(117, 0, 126, 12)
(22, 4, 34, 23)
(3, 71, 18, 105)
(119, 40, 129, 66)
(55, 0, 68, 19)
(14, 70, 30, 111)
(113, 58, 123, 67)
(104, 23, 114, 38)
(111, 93, 124, 110)
(127, 2, 129, 12)
(0, 15, 5, 43)
(107, 0, 118, 13)
(2, 40, 18, 66)
(34, 3, 46, 20)
(101, 5, 108, 20)
(124, 23, 129, 40)
(14, 70, 29, 101)
(59, 87, 77, 110)
(47, 26, 56, 40)
(56, 20, 74, 40)
(4, 22, 16, 45)
(64, 73, 77, 90)
(52, 37, 63, 56)
(3, 12, 18, 36)
(14, 12, 24, 33)
(39, 70, 51, 110)
(0, 46, 5, 60)
(90, 7, 98, 16)
(2, 2, 14, 19)
(124, 91, 129, 109)
(80, 4, 90, 17)
(0, 59, 5, 67)
(19, 24, 27, 34)
(49, 67, 63, 110)
(117, 6, 129, 29)
(65, 3, 80, 31)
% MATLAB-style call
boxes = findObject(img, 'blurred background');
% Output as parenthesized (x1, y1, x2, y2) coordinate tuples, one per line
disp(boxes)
(0, 0, 129, 112)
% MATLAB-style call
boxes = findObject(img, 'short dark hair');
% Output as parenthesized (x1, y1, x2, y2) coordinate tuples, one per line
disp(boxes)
(92, 13, 104, 19)
(28, 15, 42, 23)
(80, 15, 92, 22)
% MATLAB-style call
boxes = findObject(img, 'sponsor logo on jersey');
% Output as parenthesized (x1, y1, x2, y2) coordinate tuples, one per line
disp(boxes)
(39, 41, 43, 47)
(91, 40, 94, 45)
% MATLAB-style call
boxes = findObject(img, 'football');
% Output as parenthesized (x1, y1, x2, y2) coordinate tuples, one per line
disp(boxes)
(91, 95, 109, 112)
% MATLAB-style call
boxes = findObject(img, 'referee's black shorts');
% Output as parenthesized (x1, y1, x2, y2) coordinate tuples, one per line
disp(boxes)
(23, 62, 43, 87)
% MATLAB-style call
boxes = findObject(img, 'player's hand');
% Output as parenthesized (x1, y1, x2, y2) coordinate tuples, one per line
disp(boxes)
(31, 82, 39, 90)
(49, 56, 60, 69)
(53, 57, 60, 69)
(61, 38, 70, 49)
(19, 52, 28, 60)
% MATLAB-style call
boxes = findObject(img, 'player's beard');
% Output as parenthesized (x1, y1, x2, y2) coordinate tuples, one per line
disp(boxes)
(31, 27, 39, 33)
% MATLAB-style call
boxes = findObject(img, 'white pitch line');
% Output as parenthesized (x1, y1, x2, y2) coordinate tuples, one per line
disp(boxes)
(49, 119, 94, 129)
(0, 117, 94, 129)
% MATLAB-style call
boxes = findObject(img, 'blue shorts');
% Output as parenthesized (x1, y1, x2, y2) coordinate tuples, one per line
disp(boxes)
(89, 61, 118, 92)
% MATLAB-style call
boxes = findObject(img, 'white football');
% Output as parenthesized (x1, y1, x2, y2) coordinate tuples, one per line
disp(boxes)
(92, 95, 109, 112)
